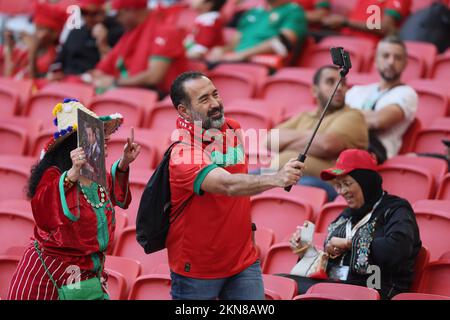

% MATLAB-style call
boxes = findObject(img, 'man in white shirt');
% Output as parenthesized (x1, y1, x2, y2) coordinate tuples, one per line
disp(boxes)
(345, 35, 418, 163)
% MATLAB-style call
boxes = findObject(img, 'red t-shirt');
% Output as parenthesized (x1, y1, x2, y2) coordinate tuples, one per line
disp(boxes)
(167, 119, 258, 279)
(96, 11, 188, 93)
(192, 11, 225, 49)
(342, 0, 412, 43)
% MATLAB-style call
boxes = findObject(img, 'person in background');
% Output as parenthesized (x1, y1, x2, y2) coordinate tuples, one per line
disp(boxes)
(266, 65, 368, 201)
(345, 36, 418, 164)
(48, 0, 124, 83)
(167, 71, 305, 299)
(321, 0, 412, 44)
(184, 0, 226, 60)
(280, 149, 421, 300)
(7, 99, 140, 300)
(2, 2, 67, 83)
(206, 0, 307, 63)
(91, 0, 188, 96)
(294, 0, 330, 24)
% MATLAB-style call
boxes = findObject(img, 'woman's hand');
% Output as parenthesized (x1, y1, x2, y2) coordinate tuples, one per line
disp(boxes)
(68, 147, 87, 182)
(118, 127, 141, 171)
(326, 236, 351, 257)
(289, 226, 302, 250)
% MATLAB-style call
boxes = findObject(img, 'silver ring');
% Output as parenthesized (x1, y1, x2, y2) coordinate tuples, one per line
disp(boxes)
(78, 155, 83, 160)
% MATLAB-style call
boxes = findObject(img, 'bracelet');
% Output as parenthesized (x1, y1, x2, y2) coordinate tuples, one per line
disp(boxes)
(64, 175, 76, 188)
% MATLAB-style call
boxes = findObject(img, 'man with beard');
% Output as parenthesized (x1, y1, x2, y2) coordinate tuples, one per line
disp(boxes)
(166, 71, 305, 300)
(346, 36, 418, 163)
(267, 65, 368, 201)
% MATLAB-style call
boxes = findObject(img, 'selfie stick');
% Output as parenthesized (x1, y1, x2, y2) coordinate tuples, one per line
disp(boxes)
(285, 47, 352, 192)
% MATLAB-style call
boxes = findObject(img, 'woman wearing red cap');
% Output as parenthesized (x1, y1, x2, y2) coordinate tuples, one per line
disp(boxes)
(2, 2, 67, 82)
(282, 149, 421, 300)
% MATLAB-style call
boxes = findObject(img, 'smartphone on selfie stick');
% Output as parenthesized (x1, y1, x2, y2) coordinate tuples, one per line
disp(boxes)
(285, 47, 352, 192)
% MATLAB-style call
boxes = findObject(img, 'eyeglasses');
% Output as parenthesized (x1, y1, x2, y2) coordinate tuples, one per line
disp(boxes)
(333, 180, 354, 192)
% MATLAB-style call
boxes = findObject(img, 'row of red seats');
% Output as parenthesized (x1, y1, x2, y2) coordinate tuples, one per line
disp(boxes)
(1, 186, 449, 270)
(1, 250, 448, 300)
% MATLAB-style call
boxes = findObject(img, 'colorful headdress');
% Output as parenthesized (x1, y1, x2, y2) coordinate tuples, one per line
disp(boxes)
(41, 98, 123, 159)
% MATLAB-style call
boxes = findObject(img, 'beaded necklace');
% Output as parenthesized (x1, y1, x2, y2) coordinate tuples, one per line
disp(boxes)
(79, 182, 106, 209)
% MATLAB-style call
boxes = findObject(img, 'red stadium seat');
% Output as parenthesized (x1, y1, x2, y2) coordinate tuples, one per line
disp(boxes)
(392, 292, 450, 300)
(106, 128, 159, 170)
(0, 117, 42, 156)
(419, 260, 450, 296)
(384, 155, 447, 194)
(0, 78, 33, 114)
(413, 200, 450, 261)
(432, 50, 450, 80)
(262, 274, 298, 300)
(25, 83, 94, 125)
(145, 98, 178, 138)
(213, 62, 269, 92)
(0, 256, 21, 300)
(346, 72, 379, 87)
(0, 211, 34, 255)
(410, 246, 431, 292)
(29, 128, 55, 158)
(0, 156, 35, 202)
(105, 255, 142, 298)
(0, 84, 20, 116)
(0, 199, 32, 218)
(437, 173, 450, 201)
(254, 226, 275, 266)
(408, 80, 449, 128)
(104, 268, 127, 300)
(265, 185, 327, 220)
(250, 192, 314, 242)
(258, 68, 316, 106)
(306, 282, 380, 300)
(293, 293, 344, 300)
(209, 69, 258, 104)
(405, 41, 438, 79)
(316, 202, 347, 233)
(262, 242, 298, 274)
(128, 274, 172, 300)
(113, 226, 168, 275)
(225, 98, 284, 130)
(90, 88, 158, 128)
(378, 162, 435, 203)
(412, 120, 450, 154)
(410, 0, 436, 13)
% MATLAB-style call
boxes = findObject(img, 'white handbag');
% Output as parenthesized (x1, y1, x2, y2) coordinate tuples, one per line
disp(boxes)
(290, 221, 329, 279)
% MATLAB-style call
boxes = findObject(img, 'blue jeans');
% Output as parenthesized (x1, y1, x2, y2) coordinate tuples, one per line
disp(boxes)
(170, 260, 265, 300)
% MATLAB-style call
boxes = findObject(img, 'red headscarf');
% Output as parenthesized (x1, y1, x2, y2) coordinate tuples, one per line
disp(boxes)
(33, 2, 68, 32)
(112, 0, 148, 10)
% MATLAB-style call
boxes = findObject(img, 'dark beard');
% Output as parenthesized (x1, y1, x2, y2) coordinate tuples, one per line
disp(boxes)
(379, 70, 401, 82)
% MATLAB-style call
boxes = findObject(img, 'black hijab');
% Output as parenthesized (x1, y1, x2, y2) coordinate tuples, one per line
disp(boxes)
(347, 169, 384, 223)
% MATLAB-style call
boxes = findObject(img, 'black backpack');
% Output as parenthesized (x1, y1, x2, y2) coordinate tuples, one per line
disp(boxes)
(135, 141, 192, 254)
(399, 2, 450, 53)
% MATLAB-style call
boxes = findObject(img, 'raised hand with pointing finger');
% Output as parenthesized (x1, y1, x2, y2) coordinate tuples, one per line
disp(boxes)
(118, 127, 141, 171)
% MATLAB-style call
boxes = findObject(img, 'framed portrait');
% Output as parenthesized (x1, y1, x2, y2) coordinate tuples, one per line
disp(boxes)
(77, 109, 107, 187)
